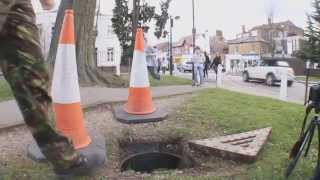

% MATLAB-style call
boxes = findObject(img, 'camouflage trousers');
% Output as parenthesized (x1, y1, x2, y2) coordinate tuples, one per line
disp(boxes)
(0, 0, 79, 170)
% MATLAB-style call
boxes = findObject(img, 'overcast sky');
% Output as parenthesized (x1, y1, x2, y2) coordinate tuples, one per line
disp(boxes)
(34, 0, 313, 44)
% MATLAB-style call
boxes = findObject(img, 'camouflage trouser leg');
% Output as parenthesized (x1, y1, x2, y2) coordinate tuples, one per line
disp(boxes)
(0, 0, 79, 170)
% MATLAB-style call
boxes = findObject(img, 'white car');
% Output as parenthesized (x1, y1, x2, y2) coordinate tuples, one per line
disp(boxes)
(242, 60, 295, 87)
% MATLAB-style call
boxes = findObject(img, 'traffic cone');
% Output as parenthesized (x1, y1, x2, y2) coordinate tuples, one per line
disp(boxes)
(124, 28, 156, 115)
(51, 9, 91, 149)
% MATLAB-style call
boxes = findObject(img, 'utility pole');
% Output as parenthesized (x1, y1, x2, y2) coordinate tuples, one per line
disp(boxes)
(170, 17, 173, 75)
(192, 0, 196, 53)
(131, 0, 140, 71)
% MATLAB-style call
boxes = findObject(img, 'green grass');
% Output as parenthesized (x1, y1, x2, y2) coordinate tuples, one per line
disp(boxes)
(1, 89, 315, 179)
(0, 79, 13, 102)
(150, 75, 192, 87)
(156, 89, 315, 180)
(296, 76, 320, 82)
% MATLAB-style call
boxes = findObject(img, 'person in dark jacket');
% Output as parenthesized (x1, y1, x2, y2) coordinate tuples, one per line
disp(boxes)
(203, 52, 210, 79)
(211, 54, 222, 74)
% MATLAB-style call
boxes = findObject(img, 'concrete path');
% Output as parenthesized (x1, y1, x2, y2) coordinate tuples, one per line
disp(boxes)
(0, 85, 209, 130)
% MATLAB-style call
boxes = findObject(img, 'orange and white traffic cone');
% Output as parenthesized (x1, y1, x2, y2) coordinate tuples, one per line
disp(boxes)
(51, 9, 91, 149)
(124, 28, 156, 115)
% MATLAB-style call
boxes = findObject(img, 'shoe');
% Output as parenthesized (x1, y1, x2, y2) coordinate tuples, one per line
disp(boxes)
(53, 154, 95, 179)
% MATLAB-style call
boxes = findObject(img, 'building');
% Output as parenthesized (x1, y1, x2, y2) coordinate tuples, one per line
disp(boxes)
(250, 19, 304, 56)
(155, 33, 210, 65)
(228, 36, 270, 55)
(225, 19, 305, 73)
(35, 10, 121, 75)
(209, 30, 228, 58)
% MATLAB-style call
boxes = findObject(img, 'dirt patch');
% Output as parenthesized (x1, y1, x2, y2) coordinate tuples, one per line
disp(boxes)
(0, 94, 248, 179)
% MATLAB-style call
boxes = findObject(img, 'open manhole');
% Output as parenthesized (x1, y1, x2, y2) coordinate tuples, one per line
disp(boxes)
(120, 140, 196, 173)
(121, 152, 184, 173)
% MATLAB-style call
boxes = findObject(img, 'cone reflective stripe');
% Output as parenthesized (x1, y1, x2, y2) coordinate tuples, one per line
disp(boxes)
(51, 9, 91, 149)
(124, 28, 156, 115)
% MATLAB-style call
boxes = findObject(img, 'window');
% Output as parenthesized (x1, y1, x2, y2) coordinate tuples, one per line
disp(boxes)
(107, 25, 113, 36)
(107, 48, 114, 62)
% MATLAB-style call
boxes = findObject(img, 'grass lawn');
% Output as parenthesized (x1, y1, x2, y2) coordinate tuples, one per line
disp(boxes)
(1, 89, 316, 179)
(0, 79, 13, 102)
(159, 89, 315, 180)
(149, 75, 192, 87)
(296, 76, 320, 82)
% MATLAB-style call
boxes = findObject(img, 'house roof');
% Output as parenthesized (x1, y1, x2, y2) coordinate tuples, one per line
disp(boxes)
(228, 36, 267, 44)
(250, 20, 302, 32)
(155, 42, 169, 50)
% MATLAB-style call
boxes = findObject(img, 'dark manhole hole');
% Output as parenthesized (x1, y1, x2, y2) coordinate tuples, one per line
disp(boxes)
(121, 152, 184, 173)
(120, 140, 196, 173)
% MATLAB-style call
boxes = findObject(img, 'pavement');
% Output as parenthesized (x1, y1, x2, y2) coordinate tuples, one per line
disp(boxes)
(0, 85, 210, 130)
(177, 71, 306, 104)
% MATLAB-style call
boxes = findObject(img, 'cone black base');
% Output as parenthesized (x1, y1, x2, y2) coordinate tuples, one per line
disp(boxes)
(27, 133, 106, 169)
(113, 105, 168, 124)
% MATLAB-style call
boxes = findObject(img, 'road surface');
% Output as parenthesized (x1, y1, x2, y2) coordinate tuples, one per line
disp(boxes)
(177, 71, 307, 104)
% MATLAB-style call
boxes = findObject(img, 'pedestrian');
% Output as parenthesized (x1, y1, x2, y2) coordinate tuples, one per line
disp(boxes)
(161, 57, 167, 75)
(203, 51, 210, 79)
(211, 54, 221, 74)
(0, 0, 97, 176)
(157, 57, 161, 74)
(192, 47, 204, 86)
(145, 39, 160, 80)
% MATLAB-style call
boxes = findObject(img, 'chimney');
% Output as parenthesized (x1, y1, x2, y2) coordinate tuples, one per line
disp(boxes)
(216, 30, 223, 37)
(242, 25, 246, 33)
(268, 17, 272, 25)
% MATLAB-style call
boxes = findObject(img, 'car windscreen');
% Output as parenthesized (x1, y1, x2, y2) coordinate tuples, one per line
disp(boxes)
(275, 61, 289, 67)
(263, 60, 289, 67)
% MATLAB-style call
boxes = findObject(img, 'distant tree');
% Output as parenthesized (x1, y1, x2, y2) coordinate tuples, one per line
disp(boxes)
(295, 0, 320, 63)
(112, 0, 171, 65)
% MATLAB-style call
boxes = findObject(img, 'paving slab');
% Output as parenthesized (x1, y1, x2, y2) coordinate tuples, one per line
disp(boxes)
(189, 127, 272, 163)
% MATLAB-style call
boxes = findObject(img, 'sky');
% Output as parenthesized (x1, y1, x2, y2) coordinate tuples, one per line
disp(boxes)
(33, 0, 313, 44)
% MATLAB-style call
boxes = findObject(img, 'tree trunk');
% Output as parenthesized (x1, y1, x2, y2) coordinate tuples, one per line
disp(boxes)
(47, 0, 128, 87)
(47, 0, 73, 74)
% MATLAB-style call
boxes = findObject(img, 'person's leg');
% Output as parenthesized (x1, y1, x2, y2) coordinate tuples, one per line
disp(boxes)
(0, 0, 81, 171)
(193, 64, 198, 85)
(199, 64, 204, 84)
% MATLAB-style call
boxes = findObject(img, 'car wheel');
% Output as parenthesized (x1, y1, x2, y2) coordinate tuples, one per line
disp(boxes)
(266, 74, 275, 86)
(287, 81, 293, 87)
(243, 72, 249, 82)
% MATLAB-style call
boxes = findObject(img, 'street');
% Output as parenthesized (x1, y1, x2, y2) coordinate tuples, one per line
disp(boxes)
(176, 71, 307, 104)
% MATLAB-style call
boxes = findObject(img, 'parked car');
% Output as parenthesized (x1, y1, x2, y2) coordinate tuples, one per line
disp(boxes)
(242, 60, 295, 87)
(179, 61, 193, 73)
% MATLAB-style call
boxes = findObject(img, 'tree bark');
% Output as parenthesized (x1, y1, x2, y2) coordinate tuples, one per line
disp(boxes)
(47, 0, 73, 74)
(47, 0, 128, 87)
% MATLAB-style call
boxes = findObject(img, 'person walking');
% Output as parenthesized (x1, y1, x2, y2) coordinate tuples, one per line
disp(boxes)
(0, 0, 99, 176)
(145, 41, 160, 80)
(161, 57, 168, 75)
(203, 52, 210, 79)
(192, 47, 204, 86)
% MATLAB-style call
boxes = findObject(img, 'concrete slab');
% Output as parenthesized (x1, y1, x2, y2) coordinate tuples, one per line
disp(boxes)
(27, 133, 106, 169)
(113, 106, 168, 124)
(189, 127, 272, 163)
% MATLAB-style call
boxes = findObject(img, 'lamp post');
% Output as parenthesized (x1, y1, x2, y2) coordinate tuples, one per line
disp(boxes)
(191, 0, 196, 84)
(192, 0, 196, 53)
(169, 16, 180, 76)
